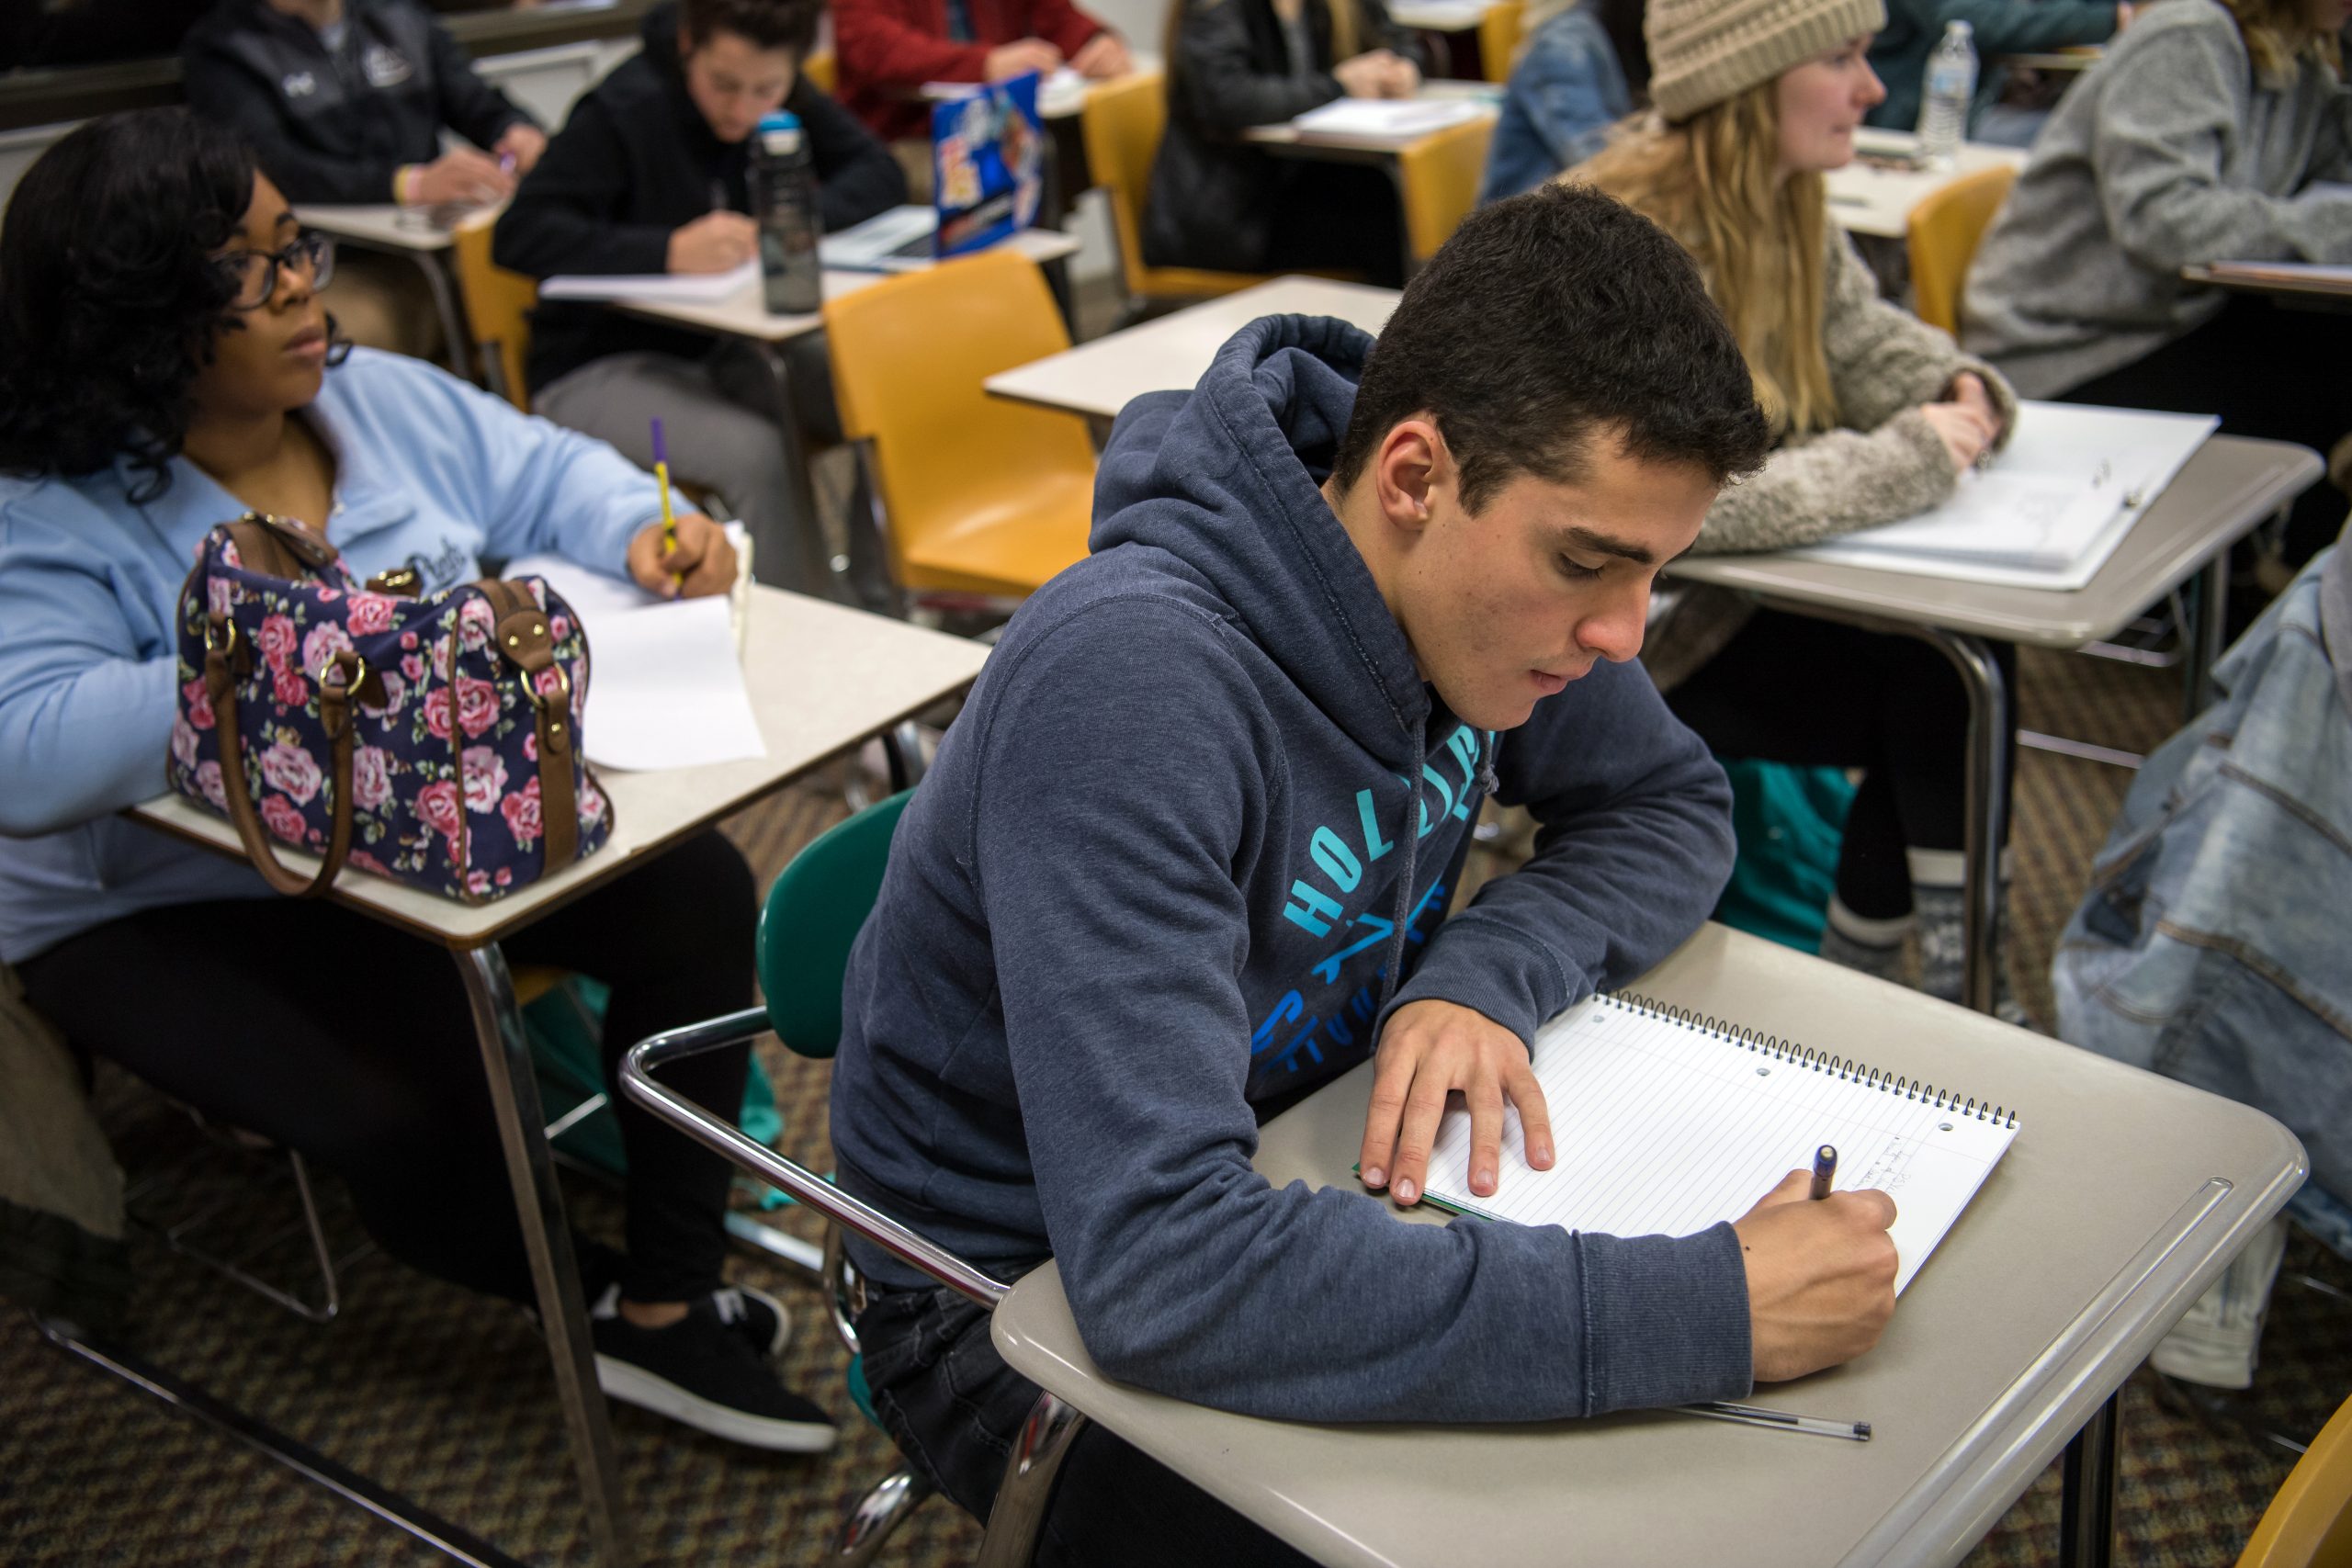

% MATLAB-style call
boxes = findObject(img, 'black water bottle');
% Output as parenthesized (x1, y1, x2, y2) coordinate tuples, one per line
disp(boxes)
(750, 110, 822, 315)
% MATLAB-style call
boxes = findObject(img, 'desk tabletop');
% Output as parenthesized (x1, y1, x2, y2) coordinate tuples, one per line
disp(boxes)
(920, 58, 1162, 118)
(298, 202, 485, 254)
(1386, 0, 1497, 31)
(130, 587, 988, 950)
(1242, 85, 1501, 154)
(2183, 261, 2352, 304)
(991, 923, 2306, 1568)
(599, 229, 1084, 344)
(1668, 435, 2321, 649)
(1823, 137, 2027, 240)
(984, 275, 1402, 418)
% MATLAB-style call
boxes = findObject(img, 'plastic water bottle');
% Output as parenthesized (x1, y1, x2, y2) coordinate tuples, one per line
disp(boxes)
(1916, 20, 1977, 169)
(750, 110, 821, 315)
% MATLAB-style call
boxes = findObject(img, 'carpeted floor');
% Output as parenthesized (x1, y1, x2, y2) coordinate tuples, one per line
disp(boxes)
(5, 644, 2346, 1568)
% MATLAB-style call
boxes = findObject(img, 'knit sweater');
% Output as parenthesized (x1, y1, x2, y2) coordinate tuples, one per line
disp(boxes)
(1961, 0, 2352, 398)
(1644, 220, 2015, 692)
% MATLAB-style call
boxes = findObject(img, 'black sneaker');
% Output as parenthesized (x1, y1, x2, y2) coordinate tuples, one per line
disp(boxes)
(590, 1285, 837, 1452)
(711, 1282, 790, 1360)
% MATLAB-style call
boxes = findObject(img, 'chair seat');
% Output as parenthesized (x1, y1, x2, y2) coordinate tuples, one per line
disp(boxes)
(896, 469, 1095, 599)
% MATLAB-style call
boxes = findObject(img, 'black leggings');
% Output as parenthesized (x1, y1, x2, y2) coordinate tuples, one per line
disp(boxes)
(1664, 611, 2018, 921)
(17, 831, 756, 1305)
(2061, 293, 2352, 567)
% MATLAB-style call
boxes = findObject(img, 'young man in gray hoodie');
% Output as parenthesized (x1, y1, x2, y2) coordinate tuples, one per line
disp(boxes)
(830, 184, 1905, 1564)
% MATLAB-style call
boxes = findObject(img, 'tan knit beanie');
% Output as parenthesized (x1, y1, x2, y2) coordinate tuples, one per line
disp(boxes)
(1645, 0, 1888, 123)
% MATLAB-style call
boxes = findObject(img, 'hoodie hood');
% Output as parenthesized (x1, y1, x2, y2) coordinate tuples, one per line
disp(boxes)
(1092, 313, 1430, 771)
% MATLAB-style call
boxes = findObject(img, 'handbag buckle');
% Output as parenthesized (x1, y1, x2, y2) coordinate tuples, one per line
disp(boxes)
(525, 663, 572, 714)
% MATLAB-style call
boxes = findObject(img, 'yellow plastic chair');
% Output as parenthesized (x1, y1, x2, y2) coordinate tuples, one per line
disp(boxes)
(823, 247, 1096, 604)
(804, 50, 837, 94)
(1397, 114, 1495, 265)
(2238, 1389, 2352, 1568)
(451, 210, 541, 410)
(1905, 164, 2017, 336)
(1081, 72, 1285, 310)
(1478, 0, 1525, 81)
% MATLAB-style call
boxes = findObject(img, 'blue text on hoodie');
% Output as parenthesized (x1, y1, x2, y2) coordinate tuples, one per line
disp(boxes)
(830, 315, 1755, 1424)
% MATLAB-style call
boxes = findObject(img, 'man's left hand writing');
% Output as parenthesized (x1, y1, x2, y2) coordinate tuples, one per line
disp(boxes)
(1358, 998, 1554, 1206)
(626, 512, 735, 599)
(495, 124, 548, 177)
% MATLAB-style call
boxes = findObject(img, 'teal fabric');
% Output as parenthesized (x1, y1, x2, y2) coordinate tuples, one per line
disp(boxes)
(1710, 760, 1856, 954)
(526, 977, 781, 1176)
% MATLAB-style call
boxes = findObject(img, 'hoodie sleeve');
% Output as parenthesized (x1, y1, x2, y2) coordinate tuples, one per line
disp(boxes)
(492, 95, 676, 279)
(970, 598, 1754, 1423)
(1381, 659, 1736, 1043)
(427, 16, 537, 151)
(1171, 0, 1346, 133)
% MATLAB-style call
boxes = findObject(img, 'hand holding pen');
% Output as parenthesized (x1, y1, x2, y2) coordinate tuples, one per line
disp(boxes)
(1730, 1159, 1900, 1384)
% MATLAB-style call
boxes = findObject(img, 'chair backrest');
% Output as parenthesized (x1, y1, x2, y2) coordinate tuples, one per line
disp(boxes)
(2239, 1389, 2352, 1568)
(1397, 115, 1497, 264)
(803, 49, 837, 94)
(1905, 163, 2016, 336)
(757, 791, 912, 1057)
(822, 246, 1097, 582)
(1080, 71, 1169, 303)
(450, 211, 540, 410)
(1479, 0, 1525, 81)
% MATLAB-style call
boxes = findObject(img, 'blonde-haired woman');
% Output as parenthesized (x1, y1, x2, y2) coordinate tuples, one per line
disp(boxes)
(1144, 0, 1420, 285)
(1965, 0, 2352, 567)
(1569, 0, 2028, 1015)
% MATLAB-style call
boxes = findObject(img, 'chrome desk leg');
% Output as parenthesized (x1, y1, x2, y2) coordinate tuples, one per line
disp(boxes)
(37, 1314, 530, 1568)
(2058, 1388, 2121, 1568)
(2180, 550, 2233, 723)
(976, 1391, 1089, 1568)
(1916, 628, 2010, 1016)
(413, 251, 476, 384)
(835, 1468, 934, 1564)
(458, 942, 636, 1567)
(752, 344, 854, 603)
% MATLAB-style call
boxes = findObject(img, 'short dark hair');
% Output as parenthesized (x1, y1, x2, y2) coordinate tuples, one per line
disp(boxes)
(1331, 183, 1771, 512)
(0, 108, 352, 502)
(680, 0, 823, 58)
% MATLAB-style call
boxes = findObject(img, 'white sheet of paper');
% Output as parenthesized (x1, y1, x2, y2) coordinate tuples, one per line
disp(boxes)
(502, 555, 664, 622)
(819, 205, 938, 271)
(576, 595, 765, 772)
(1790, 402, 2218, 590)
(1289, 97, 1487, 142)
(537, 258, 759, 304)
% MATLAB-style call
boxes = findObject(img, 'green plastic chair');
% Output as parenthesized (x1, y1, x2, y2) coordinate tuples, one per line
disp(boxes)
(756, 789, 911, 1060)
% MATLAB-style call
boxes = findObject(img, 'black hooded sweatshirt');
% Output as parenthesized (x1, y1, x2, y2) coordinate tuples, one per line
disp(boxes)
(492, 1, 905, 392)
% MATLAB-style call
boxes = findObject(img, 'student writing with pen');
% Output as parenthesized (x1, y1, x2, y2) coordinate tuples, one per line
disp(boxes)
(829, 184, 1900, 1566)
(495, 0, 905, 603)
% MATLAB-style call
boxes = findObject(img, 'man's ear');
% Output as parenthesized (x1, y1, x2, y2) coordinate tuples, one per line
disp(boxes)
(1374, 416, 1448, 534)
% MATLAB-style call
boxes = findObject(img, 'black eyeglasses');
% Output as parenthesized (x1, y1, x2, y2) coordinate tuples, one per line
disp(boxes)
(216, 231, 336, 310)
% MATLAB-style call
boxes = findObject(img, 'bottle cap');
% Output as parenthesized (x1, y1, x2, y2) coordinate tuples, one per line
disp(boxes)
(757, 111, 804, 155)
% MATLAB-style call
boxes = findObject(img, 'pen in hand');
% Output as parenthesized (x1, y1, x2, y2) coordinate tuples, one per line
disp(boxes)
(650, 418, 684, 595)
(1810, 1144, 1838, 1201)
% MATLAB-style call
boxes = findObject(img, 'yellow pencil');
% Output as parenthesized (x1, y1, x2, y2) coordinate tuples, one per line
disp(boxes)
(650, 417, 683, 592)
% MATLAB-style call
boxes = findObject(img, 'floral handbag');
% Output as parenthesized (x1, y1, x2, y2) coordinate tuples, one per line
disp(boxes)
(169, 513, 612, 902)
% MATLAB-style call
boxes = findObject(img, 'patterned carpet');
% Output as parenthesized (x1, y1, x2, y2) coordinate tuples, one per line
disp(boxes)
(5, 647, 2347, 1568)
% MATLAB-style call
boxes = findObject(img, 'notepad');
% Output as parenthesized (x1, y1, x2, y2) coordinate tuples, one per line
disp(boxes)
(1289, 97, 1489, 143)
(537, 258, 759, 305)
(1789, 402, 2217, 590)
(1421, 994, 2018, 1293)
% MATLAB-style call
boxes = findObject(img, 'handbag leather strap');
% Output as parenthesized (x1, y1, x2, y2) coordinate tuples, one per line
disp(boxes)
(477, 580, 580, 875)
(204, 621, 360, 897)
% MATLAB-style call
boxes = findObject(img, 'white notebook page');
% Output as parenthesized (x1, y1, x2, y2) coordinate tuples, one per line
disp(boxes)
(1422, 996, 2018, 1292)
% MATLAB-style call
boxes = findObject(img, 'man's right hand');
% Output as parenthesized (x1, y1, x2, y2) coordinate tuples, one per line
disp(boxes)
(985, 39, 1065, 81)
(1333, 51, 1402, 99)
(1920, 398, 1998, 473)
(667, 211, 758, 274)
(1732, 1170, 1900, 1382)
(403, 147, 514, 207)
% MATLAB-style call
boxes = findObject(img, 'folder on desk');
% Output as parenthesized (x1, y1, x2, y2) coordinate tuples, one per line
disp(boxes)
(1789, 402, 2218, 590)
(1420, 993, 2019, 1294)
(1288, 97, 1487, 144)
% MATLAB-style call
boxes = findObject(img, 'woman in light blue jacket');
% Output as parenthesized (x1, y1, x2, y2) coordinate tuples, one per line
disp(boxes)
(1478, 0, 1645, 204)
(0, 109, 831, 1454)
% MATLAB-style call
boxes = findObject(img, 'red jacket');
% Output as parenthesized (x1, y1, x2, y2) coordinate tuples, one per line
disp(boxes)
(836, 0, 1108, 140)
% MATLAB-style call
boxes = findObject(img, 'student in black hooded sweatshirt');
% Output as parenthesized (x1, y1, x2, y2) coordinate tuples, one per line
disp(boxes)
(494, 0, 903, 599)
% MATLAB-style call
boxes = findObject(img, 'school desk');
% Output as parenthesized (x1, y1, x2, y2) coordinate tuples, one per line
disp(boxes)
(299, 201, 496, 382)
(989, 920, 2308, 1568)
(114, 586, 990, 1567)
(1824, 131, 2028, 242)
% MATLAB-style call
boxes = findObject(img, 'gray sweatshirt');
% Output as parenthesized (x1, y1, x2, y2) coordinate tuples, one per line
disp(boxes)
(1962, 0, 2352, 397)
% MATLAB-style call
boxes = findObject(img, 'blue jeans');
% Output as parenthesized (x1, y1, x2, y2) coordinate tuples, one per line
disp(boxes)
(856, 1282, 1320, 1567)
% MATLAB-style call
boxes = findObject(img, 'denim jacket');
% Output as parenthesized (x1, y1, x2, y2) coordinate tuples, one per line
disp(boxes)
(2053, 542, 2351, 1256)
(1477, 1, 1631, 206)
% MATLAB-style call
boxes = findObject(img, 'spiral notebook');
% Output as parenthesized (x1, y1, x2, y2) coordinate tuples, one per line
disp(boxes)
(1422, 994, 2019, 1293)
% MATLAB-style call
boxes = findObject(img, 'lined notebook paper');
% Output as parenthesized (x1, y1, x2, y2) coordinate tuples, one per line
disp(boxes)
(1422, 995, 2018, 1293)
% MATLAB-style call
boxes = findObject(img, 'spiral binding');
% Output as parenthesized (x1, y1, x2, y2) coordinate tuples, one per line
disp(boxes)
(1602, 992, 2018, 1128)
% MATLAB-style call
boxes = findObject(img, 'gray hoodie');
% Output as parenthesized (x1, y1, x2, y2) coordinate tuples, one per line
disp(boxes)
(1962, 0, 2352, 397)
(829, 313, 1755, 1425)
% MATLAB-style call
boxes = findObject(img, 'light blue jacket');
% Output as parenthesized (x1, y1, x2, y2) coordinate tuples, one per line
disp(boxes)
(2052, 542, 2350, 1256)
(1477, 2, 1632, 207)
(0, 348, 666, 964)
